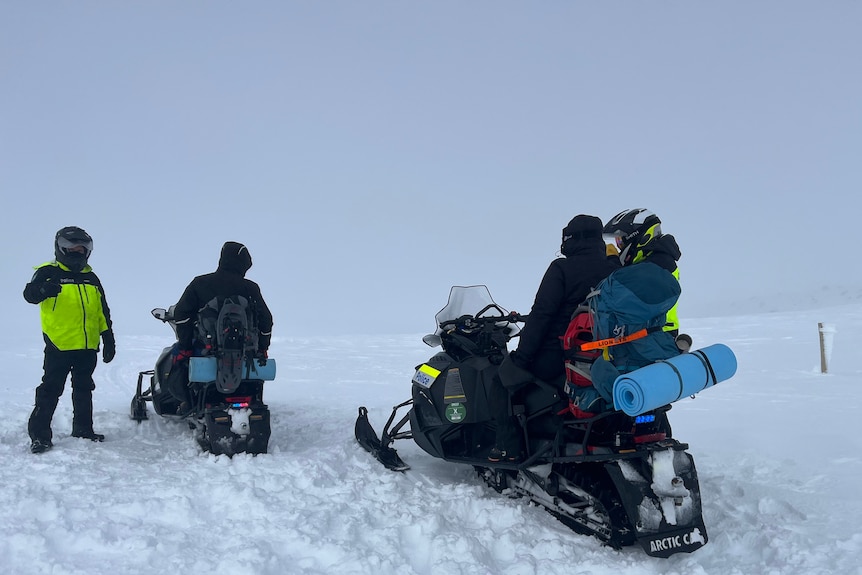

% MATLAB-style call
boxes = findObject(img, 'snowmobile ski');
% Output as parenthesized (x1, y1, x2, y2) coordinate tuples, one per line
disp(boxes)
(355, 406, 410, 472)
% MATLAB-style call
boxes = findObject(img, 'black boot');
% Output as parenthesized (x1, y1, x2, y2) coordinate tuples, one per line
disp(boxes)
(488, 446, 521, 463)
(72, 429, 105, 442)
(490, 411, 523, 461)
(28, 404, 57, 448)
(30, 438, 53, 454)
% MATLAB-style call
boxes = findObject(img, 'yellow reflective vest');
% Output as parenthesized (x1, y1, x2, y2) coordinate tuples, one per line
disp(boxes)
(32, 262, 111, 351)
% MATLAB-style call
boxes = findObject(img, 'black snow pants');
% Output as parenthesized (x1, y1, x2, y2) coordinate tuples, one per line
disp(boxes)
(488, 374, 522, 453)
(489, 348, 567, 453)
(28, 346, 98, 442)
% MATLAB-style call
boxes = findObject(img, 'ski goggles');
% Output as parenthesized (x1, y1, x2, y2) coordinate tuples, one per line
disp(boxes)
(603, 232, 627, 249)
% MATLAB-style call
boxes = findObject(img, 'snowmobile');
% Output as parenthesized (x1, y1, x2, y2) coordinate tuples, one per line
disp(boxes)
(355, 286, 708, 558)
(130, 303, 277, 456)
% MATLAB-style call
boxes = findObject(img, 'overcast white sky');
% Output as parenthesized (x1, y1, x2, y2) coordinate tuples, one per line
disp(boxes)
(3, 2, 861, 336)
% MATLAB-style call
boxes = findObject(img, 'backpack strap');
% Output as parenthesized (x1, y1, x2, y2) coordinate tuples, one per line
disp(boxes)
(578, 326, 663, 351)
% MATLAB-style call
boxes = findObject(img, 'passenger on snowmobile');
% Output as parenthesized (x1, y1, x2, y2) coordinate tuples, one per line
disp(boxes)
(488, 215, 618, 462)
(602, 208, 682, 337)
(571, 210, 686, 432)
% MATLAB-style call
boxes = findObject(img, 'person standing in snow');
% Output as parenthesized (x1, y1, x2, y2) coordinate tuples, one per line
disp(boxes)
(23, 226, 115, 454)
(172, 241, 274, 366)
(488, 214, 620, 462)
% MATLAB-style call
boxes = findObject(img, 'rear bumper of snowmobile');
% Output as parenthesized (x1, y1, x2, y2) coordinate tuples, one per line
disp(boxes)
(198, 401, 271, 456)
(131, 364, 275, 456)
(605, 446, 708, 557)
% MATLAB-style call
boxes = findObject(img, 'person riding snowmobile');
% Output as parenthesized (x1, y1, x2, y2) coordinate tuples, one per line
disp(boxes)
(488, 215, 619, 462)
(169, 242, 274, 410)
(173, 241, 273, 355)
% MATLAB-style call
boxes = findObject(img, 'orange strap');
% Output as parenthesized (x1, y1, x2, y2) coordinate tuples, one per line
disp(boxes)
(579, 328, 648, 351)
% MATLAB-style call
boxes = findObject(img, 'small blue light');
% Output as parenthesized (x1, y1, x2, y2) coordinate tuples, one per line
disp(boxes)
(635, 415, 655, 424)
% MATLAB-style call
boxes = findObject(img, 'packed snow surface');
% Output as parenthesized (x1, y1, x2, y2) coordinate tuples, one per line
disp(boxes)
(2, 303, 862, 574)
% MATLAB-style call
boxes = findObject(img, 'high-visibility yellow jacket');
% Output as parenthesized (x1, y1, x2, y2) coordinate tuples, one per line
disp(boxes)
(23, 261, 112, 351)
(664, 268, 681, 333)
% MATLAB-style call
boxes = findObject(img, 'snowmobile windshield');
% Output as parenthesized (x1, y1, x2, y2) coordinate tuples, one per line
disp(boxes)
(435, 286, 504, 325)
(428, 286, 520, 341)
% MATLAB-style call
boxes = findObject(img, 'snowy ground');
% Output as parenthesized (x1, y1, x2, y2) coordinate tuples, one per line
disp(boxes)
(2, 302, 862, 575)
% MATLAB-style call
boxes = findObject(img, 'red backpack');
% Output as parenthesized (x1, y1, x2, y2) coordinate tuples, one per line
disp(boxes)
(559, 306, 606, 418)
(560, 306, 601, 388)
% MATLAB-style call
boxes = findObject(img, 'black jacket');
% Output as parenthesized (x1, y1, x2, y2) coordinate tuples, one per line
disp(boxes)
(173, 242, 273, 351)
(635, 234, 682, 333)
(635, 234, 681, 274)
(515, 216, 620, 370)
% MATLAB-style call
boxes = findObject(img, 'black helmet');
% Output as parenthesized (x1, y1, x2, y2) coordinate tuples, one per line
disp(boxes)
(55, 226, 93, 272)
(603, 209, 661, 263)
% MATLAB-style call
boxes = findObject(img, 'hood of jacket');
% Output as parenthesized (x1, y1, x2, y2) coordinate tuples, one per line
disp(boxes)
(217, 241, 253, 276)
(633, 233, 681, 264)
(561, 214, 605, 257)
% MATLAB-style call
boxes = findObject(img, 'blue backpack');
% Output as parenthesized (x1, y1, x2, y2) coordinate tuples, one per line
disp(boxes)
(586, 262, 681, 401)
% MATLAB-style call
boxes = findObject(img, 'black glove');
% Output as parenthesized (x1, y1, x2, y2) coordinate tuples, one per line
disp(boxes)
(509, 349, 530, 371)
(256, 349, 268, 366)
(102, 330, 116, 363)
(39, 282, 62, 301)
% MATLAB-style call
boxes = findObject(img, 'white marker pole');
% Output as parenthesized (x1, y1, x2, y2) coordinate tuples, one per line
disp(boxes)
(818, 322, 836, 374)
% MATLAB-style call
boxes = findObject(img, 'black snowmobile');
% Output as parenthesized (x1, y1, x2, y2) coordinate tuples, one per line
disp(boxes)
(355, 286, 707, 558)
(130, 300, 276, 456)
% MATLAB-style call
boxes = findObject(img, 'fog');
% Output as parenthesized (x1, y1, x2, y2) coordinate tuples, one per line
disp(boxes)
(3, 2, 861, 337)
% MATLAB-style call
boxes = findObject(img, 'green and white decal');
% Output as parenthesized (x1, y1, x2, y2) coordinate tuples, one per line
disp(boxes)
(442, 368, 467, 422)
(445, 402, 466, 423)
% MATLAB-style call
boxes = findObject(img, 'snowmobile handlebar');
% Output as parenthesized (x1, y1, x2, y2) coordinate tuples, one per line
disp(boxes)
(439, 305, 528, 333)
